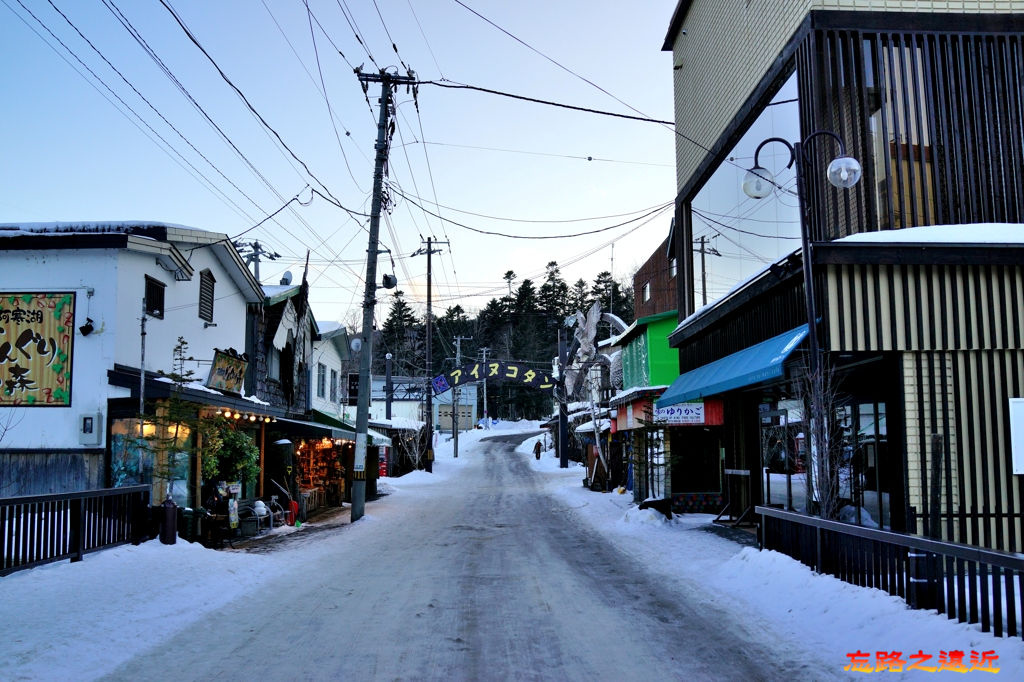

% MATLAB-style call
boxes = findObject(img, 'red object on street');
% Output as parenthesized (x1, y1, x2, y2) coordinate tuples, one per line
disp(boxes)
(286, 500, 299, 526)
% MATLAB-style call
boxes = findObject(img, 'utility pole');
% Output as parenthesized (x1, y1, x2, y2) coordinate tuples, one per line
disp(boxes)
(480, 347, 490, 429)
(412, 237, 447, 473)
(695, 235, 721, 306)
(352, 70, 415, 522)
(453, 335, 472, 457)
(234, 240, 280, 283)
(557, 328, 569, 468)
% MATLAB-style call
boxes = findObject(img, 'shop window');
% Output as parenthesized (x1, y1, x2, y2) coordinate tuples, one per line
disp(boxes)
(198, 269, 215, 322)
(330, 369, 338, 402)
(317, 363, 327, 398)
(145, 276, 165, 318)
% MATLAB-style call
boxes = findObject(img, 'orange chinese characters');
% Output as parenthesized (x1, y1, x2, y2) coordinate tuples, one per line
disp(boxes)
(844, 650, 873, 673)
(874, 651, 906, 672)
(937, 650, 970, 673)
(969, 650, 1000, 673)
(907, 650, 937, 673)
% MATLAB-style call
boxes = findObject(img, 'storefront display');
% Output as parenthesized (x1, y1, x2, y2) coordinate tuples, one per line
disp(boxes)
(296, 437, 349, 508)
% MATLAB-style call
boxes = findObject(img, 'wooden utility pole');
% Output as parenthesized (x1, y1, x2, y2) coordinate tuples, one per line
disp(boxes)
(351, 70, 415, 521)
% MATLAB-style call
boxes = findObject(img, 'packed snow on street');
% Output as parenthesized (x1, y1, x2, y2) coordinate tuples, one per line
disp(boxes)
(2, 420, 1021, 680)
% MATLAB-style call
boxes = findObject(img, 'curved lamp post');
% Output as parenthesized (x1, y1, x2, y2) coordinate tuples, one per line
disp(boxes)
(742, 131, 861, 508)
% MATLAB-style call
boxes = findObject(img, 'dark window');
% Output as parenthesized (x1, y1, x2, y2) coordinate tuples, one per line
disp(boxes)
(330, 369, 338, 402)
(317, 363, 326, 398)
(199, 269, 216, 322)
(145, 276, 165, 318)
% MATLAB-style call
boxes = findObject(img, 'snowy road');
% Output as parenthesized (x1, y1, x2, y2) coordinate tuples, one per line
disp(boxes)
(107, 433, 832, 681)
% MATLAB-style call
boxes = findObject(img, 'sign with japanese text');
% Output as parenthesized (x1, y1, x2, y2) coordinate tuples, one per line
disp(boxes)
(654, 402, 705, 425)
(0, 292, 74, 406)
(206, 349, 247, 394)
(432, 360, 553, 395)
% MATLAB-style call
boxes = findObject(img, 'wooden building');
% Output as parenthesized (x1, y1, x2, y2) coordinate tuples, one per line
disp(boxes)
(660, 2, 1024, 555)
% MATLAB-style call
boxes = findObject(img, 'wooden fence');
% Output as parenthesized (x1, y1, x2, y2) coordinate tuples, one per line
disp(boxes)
(1, 486, 150, 576)
(758, 506, 1024, 639)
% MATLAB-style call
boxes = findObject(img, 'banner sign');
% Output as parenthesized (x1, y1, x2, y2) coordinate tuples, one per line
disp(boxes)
(654, 402, 705, 425)
(206, 349, 247, 394)
(0, 292, 74, 406)
(432, 360, 554, 395)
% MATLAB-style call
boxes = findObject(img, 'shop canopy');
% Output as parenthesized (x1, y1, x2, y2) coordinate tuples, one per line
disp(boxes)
(276, 416, 355, 441)
(656, 325, 808, 408)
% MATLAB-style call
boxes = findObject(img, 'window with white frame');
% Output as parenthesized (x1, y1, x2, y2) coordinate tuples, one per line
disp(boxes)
(642, 281, 651, 302)
(317, 363, 327, 398)
(669, 257, 677, 278)
(330, 369, 338, 402)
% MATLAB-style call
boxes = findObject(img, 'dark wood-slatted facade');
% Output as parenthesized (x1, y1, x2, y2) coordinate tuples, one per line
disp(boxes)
(671, 11, 1024, 555)
(821, 258, 1024, 552)
(798, 13, 1024, 244)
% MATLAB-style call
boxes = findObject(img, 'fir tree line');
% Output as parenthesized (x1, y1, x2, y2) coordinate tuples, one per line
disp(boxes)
(371, 262, 633, 421)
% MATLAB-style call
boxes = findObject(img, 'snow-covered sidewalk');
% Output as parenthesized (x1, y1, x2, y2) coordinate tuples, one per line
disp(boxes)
(1, 420, 1021, 680)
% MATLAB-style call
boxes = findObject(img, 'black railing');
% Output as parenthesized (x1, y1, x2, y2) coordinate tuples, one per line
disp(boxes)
(758, 506, 1024, 639)
(1, 486, 150, 576)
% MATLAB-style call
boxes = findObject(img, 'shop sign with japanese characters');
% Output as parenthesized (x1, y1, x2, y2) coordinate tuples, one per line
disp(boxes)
(654, 402, 705, 425)
(206, 349, 247, 394)
(0, 292, 74, 406)
(432, 360, 553, 394)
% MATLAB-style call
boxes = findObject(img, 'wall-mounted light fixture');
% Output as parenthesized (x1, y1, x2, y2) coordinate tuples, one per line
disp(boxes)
(78, 318, 94, 336)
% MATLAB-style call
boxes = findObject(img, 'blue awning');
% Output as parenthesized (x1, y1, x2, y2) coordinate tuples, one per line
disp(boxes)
(656, 325, 808, 408)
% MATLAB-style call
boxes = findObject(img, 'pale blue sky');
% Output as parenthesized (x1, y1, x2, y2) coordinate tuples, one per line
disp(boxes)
(1, 0, 681, 325)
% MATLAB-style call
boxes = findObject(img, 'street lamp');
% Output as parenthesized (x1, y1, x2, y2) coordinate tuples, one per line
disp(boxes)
(742, 131, 861, 373)
(742, 131, 861, 510)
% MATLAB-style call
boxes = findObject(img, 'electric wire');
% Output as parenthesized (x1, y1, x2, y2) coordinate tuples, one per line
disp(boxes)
(419, 80, 673, 126)
(8, 0, 263, 230)
(158, 0, 350, 210)
(392, 186, 672, 240)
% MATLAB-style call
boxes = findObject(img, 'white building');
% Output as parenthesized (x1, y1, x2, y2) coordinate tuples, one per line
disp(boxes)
(0, 222, 268, 498)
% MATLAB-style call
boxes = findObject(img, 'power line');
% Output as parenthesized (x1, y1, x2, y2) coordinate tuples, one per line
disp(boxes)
(418, 80, 673, 125)
(158, 0, 347, 208)
(392, 186, 672, 240)
(399, 139, 673, 168)
(388, 184, 672, 224)
(450, 0, 657, 122)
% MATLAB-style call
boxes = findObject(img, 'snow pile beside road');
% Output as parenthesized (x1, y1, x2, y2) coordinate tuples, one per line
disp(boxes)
(0, 540, 284, 680)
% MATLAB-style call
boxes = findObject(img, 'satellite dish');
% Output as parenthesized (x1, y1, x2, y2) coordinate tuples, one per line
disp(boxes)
(280, 271, 293, 285)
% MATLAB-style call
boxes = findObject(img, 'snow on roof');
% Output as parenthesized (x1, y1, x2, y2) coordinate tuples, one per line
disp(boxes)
(611, 385, 668, 403)
(317, 321, 342, 334)
(0, 220, 198, 234)
(370, 417, 425, 431)
(669, 223, 1024, 341)
(575, 418, 610, 433)
(606, 320, 638, 347)
(836, 222, 1024, 244)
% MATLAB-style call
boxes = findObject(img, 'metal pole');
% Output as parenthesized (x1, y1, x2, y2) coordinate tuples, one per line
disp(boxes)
(480, 347, 489, 429)
(138, 303, 146, 480)
(352, 74, 403, 522)
(385, 352, 393, 420)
